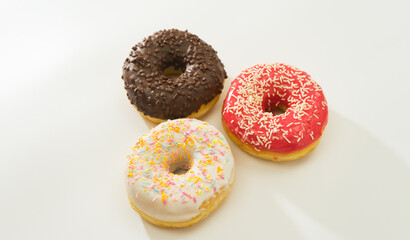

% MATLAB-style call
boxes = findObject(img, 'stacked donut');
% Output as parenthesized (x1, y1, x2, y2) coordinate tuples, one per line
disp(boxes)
(121, 29, 328, 228)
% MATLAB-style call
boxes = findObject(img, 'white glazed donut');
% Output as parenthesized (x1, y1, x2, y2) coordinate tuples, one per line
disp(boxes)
(125, 118, 235, 228)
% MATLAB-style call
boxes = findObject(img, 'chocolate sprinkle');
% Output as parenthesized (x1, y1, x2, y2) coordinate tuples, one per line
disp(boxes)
(122, 29, 227, 120)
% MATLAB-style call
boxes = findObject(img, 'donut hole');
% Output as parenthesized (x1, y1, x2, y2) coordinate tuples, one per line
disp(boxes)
(168, 154, 193, 175)
(265, 103, 288, 116)
(163, 65, 184, 80)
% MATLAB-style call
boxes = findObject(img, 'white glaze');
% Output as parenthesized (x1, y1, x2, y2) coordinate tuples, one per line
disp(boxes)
(125, 118, 235, 222)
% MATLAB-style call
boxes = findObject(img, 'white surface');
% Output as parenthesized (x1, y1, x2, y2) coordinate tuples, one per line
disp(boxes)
(1, 0, 409, 239)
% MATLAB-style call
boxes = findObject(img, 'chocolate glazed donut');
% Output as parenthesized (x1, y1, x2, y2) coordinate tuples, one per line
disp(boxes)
(122, 29, 227, 122)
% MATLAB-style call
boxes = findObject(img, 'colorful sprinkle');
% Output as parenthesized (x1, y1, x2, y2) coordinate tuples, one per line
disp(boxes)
(126, 119, 234, 207)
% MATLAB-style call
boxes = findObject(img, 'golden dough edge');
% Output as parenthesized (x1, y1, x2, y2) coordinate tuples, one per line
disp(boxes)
(127, 178, 234, 228)
(133, 78, 226, 124)
(222, 119, 324, 161)
(136, 93, 221, 124)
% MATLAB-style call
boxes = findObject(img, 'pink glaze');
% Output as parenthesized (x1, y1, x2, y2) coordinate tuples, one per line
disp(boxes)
(222, 63, 328, 153)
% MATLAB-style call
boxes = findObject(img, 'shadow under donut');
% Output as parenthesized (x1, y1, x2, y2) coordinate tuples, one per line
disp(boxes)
(138, 110, 409, 239)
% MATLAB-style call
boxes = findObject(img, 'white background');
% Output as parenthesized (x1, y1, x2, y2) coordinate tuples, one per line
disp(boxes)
(1, 0, 409, 239)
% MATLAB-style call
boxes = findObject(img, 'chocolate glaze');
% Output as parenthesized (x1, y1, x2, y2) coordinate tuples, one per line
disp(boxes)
(122, 29, 227, 120)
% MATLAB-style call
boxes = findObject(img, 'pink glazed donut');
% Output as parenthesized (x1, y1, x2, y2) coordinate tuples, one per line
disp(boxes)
(222, 63, 328, 161)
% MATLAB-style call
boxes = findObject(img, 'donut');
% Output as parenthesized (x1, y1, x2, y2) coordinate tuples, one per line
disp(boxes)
(222, 63, 328, 161)
(125, 118, 235, 228)
(122, 29, 227, 123)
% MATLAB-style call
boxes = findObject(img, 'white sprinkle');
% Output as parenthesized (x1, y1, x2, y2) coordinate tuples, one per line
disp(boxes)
(283, 134, 291, 143)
